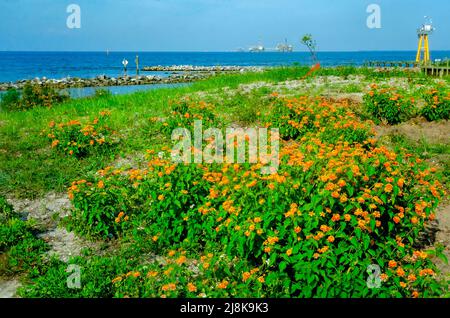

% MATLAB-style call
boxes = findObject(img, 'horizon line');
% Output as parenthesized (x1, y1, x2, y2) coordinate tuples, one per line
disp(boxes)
(1, 49, 450, 53)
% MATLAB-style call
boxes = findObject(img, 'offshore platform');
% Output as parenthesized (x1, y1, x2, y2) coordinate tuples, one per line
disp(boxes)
(247, 39, 294, 53)
(276, 39, 294, 52)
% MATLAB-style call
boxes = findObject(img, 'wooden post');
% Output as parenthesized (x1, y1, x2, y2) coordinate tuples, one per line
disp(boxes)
(135, 55, 140, 77)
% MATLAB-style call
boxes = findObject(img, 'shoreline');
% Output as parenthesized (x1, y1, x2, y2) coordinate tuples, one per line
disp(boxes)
(141, 65, 263, 72)
(0, 65, 265, 92)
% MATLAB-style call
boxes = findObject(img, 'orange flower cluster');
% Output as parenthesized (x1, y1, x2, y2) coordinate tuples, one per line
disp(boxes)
(46, 110, 115, 158)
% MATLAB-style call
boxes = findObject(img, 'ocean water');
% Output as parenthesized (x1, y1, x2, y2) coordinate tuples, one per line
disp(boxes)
(1, 51, 450, 83)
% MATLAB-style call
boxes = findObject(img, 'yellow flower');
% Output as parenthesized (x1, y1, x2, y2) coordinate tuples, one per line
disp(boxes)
(331, 214, 340, 222)
(163, 267, 174, 276)
(147, 271, 158, 278)
(168, 250, 176, 257)
(247, 180, 257, 188)
(187, 283, 197, 292)
(112, 276, 123, 284)
(286, 248, 293, 256)
(162, 283, 177, 291)
(337, 179, 346, 187)
(176, 256, 187, 265)
(217, 280, 229, 289)
(384, 184, 393, 193)
(388, 260, 397, 268)
(396, 267, 405, 277)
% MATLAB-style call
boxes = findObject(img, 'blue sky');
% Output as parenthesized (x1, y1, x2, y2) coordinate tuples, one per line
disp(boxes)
(0, 0, 448, 51)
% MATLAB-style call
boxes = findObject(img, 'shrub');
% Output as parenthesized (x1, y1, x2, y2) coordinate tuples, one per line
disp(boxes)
(66, 96, 447, 297)
(157, 98, 217, 138)
(46, 110, 118, 158)
(19, 256, 132, 298)
(67, 157, 209, 239)
(363, 84, 415, 124)
(268, 96, 373, 144)
(421, 85, 450, 121)
(1, 82, 69, 111)
(0, 89, 21, 111)
(112, 251, 268, 298)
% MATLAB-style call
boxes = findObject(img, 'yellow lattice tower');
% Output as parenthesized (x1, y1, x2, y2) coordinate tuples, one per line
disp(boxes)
(416, 17, 434, 64)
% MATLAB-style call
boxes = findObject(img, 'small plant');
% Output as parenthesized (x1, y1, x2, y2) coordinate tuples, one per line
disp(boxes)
(158, 98, 217, 138)
(46, 110, 118, 158)
(364, 84, 415, 124)
(0, 89, 21, 111)
(0, 195, 15, 221)
(93, 89, 112, 99)
(0, 195, 48, 275)
(421, 85, 450, 121)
